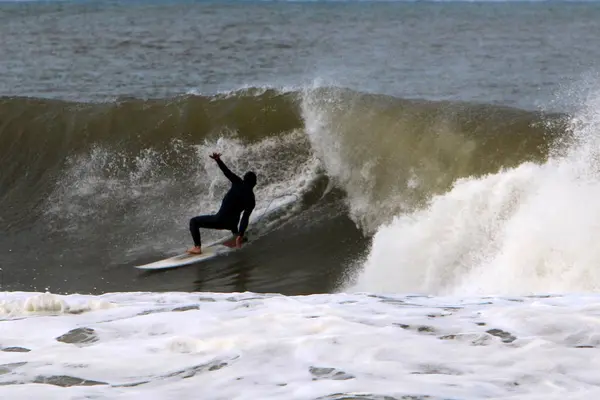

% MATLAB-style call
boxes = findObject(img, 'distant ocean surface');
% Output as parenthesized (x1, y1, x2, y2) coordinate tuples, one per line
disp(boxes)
(3, 1, 600, 399)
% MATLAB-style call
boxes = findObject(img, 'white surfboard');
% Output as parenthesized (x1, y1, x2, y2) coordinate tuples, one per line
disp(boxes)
(134, 243, 236, 270)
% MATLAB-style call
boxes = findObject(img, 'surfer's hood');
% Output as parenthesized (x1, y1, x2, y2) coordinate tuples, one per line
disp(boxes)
(243, 171, 257, 188)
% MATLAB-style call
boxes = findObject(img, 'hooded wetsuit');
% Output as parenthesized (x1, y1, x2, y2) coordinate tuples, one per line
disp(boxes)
(189, 159, 256, 247)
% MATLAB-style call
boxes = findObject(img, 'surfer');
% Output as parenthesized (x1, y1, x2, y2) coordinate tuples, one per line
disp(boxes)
(187, 153, 257, 255)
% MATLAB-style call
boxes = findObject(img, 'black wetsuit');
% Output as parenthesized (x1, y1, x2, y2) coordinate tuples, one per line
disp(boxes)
(189, 159, 256, 247)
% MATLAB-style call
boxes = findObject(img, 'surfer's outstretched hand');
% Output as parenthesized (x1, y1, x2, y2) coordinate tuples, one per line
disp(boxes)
(210, 152, 222, 160)
(235, 235, 243, 248)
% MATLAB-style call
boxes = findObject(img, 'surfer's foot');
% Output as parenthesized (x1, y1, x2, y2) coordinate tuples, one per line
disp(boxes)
(187, 246, 202, 254)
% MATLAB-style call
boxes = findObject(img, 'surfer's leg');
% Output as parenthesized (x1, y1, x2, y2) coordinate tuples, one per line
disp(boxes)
(220, 225, 240, 248)
(188, 215, 221, 253)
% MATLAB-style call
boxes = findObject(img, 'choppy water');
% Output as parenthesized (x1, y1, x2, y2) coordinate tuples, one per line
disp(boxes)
(2, 1, 600, 108)
(4, 0, 600, 398)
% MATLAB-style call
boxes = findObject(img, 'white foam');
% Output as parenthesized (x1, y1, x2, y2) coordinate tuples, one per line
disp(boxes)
(3, 291, 600, 399)
(0, 292, 115, 316)
(349, 82, 600, 296)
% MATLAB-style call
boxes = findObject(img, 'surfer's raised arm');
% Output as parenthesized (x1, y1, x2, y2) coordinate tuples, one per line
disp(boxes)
(210, 153, 241, 183)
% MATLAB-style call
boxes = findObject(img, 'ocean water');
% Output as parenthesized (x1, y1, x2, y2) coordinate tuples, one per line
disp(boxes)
(3, 0, 600, 398)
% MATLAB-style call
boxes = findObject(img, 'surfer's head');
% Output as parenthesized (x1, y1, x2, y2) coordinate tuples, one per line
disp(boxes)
(243, 171, 257, 188)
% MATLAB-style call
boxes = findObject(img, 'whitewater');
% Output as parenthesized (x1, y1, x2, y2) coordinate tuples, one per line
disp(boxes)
(351, 84, 600, 297)
(4, 291, 600, 400)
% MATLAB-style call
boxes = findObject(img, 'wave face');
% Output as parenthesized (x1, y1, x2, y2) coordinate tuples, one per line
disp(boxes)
(1, 89, 303, 228)
(0, 87, 567, 294)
